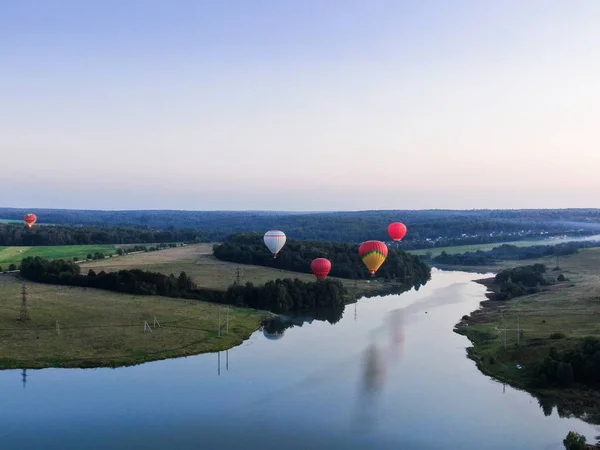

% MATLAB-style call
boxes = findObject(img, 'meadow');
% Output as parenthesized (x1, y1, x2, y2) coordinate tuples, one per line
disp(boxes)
(0, 274, 267, 369)
(0, 245, 117, 268)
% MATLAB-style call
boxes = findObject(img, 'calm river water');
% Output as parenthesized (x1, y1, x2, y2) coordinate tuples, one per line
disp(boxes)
(0, 269, 598, 449)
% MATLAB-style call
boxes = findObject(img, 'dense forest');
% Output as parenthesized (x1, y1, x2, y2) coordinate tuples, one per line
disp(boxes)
(491, 264, 557, 301)
(0, 223, 209, 246)
(2, 207, 600, 247)
(19, 257, 350, 314)
(213, 232, 431, 285)
(431, 241, 600, 266)
(534, 337, 600, 390)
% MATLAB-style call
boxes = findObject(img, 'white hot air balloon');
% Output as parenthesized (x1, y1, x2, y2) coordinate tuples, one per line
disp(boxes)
(263, 230, 286, 258)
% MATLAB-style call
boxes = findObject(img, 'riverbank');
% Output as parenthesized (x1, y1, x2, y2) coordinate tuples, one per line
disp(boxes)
(454, 248, 600, 425)
(0, 273, 269, 370)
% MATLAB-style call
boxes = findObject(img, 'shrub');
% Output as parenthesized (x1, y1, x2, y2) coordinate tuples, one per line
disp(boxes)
(563, 431, 587, 450)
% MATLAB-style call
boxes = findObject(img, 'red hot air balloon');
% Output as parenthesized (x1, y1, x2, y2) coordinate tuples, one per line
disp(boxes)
(388, 222, 407, 241)
(24, 213, 37, 229)
(358, 240, 388, 275)
(311, 258, 332, 280)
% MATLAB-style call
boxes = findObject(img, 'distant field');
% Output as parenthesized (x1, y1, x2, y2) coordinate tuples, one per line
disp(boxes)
(0, 274, 266, 369)
(0, 245, 116, 267)
(82, 243, 395, 296)
(407, 239, 556, 257)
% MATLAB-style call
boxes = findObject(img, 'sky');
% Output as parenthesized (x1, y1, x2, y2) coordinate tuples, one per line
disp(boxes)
(1, 0, 600, 211)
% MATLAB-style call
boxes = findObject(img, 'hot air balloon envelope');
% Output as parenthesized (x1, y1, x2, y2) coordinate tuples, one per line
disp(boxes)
(24, 213, 37, 229)
(263, 230, 286, 258)
(388, 222, 407, 241)
(358, 240, 388, 275)
(311, 258, 332, 280)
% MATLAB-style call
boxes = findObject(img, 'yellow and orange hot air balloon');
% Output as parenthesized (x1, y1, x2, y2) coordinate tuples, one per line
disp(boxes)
(24, 213, 37, 229)
(358, 240, 388, 276)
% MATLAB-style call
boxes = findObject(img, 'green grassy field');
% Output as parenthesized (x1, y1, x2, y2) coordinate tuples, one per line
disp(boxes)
(0, 274, 268, 369)
(81, 243, 402, 297)
(0, 245, 117, 267)
(456, 248, 600, 423)
(408, 238, 556, 257)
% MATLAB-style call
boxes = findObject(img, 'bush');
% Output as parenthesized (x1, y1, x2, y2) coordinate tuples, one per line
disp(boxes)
(8, 264, 16, 271)
(551, 332, 567, 339)
(563, 431, 587, 450)
(556, 362, 574, 387)
(557, 274, 566, 282)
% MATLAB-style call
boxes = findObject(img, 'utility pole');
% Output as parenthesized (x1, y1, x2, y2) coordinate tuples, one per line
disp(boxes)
(226, 350, 229, 371)
(500, 312, 507, 350)
(235, 266, 243, 284)
(19, 284, 29, 321)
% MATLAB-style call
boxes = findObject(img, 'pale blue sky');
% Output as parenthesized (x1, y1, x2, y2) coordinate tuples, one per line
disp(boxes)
(2, 0, 599, 210)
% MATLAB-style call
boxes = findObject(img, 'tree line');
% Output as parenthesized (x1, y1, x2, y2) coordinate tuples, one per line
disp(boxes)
(212, 232, 431, 286)
(0, 223, 209, 246)
(19, 256, 351, 314)
(2, 207, 599, 247)
(431, 241, 600, 266)
(491, 264, 560, 301)
(534, 337, 600, 391)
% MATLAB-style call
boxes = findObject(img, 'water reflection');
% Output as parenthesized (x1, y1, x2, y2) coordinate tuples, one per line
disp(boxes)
(3, 270, 600, 450)
(260, 306, 345, 337)
(217, 350, 229, 375)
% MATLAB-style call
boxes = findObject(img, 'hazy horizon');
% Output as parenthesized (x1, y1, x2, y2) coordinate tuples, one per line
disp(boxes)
(3, 0, 600, 210)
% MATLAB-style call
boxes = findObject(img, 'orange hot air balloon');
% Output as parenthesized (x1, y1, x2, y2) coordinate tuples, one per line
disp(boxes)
(358, 240, 388, 275)
(388, 222, 407, 241)
(311, 258, 332, 280)
(24, 213, 37, 229)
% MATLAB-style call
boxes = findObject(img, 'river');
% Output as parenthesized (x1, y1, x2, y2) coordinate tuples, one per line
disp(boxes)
(0, 269, 597, 449)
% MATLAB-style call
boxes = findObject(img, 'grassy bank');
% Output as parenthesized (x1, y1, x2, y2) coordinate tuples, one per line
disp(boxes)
(0, 274, 268, 370)
(455, 248, 600, 423)
(81, 243, 408, 298)
(0, 245, 117, 267)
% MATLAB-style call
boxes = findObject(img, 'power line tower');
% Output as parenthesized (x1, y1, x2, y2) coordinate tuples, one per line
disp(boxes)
(19, 284, 29, 321)
(235, 265, 243, 284)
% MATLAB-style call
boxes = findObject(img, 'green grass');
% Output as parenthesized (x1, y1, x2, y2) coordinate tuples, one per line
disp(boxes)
(0, 245, 117, 267)
(408, 238, 556, 257)
(456, 248, 600, 424)
(0, 274, 268, 369)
